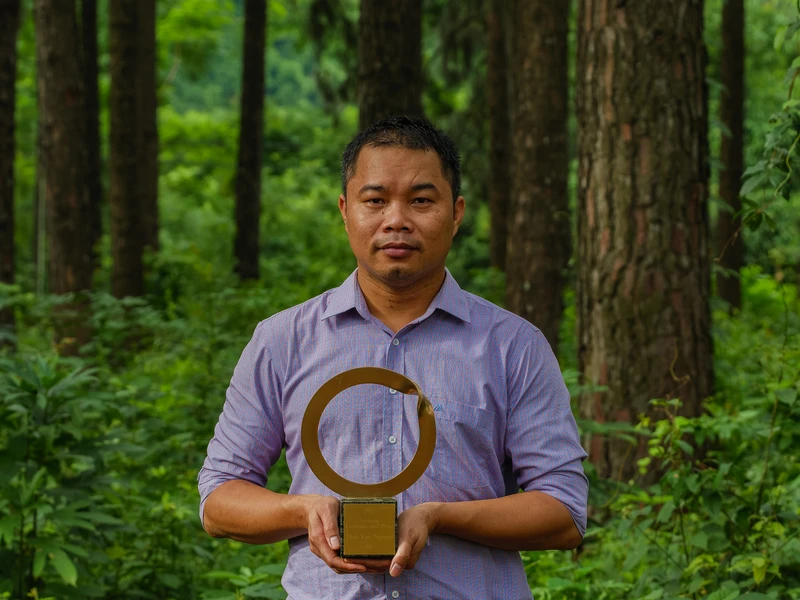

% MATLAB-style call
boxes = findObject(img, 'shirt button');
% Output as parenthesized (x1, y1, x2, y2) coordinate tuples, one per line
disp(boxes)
(388, 435, 397, 444)
(391, 592, 400, 599)
(389, 388, 397, 394)
(392, 338, 400, 346)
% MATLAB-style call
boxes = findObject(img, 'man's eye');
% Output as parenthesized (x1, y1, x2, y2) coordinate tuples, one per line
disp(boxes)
(413, 197, 431, 204)
(366, 198, 384, 204)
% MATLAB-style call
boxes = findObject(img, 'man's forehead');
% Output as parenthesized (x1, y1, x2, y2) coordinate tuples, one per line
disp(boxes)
(349, 146, 449, 188)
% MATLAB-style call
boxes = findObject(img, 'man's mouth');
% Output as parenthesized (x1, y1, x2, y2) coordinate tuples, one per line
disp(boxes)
(378, 242, 418, 258)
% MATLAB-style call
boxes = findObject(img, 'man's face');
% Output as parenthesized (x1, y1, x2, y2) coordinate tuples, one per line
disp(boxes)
(339, 145, 465, 289)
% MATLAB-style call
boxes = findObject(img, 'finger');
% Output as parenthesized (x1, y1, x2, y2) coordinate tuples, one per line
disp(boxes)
(318, 501, 341, 551)
(390, 540, 413, 577)
(347, 558, 391, 572)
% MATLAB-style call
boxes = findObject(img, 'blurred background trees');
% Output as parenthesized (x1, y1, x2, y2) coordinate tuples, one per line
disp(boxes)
(1, 0, 799, 598)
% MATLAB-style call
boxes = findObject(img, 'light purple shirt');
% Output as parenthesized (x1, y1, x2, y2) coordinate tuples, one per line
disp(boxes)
(199, 269, 588, 600)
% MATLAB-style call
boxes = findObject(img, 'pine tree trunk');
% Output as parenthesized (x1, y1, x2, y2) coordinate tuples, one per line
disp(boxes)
(0, 0, 20, 341)
(505, 0, 570, 356)
(109, 0, 144, 297)
(358, 0, 423, 129)
(234, 0, 266, 281)
(716, 0, 744, 310)
(82, 0, 103, 268)
(486, 0, 511, 271)
(138, 0, 159, 252)
(576, 0, 714, 482)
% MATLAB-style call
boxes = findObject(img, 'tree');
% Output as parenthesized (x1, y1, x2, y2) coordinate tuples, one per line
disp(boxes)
(109, 0, 144, 297)
(576, 0, 714, 481)
(505, 0, 571, 356)
(0, 0, 20, 341)
(358, 0, 423, 129)
(486, 0, 511, 271)
(82, 0, 103, 267)
(234, 0, 267, 280)
(716, 0, 744, 310)
(35, 0, 94, 350)
(139, 0, 159, 252)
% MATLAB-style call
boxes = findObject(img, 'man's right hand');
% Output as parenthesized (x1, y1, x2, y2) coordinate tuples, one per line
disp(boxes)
(302, 495, 367, 574)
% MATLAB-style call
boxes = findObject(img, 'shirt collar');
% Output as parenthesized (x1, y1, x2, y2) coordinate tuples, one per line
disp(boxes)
(321, 268, 471, 324)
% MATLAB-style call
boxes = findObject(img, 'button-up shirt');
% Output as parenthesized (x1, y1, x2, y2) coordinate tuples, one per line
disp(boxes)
(199, 269, 588, 600)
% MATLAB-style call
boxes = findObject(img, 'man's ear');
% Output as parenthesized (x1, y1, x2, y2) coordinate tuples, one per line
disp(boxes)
(338, 194, 348, 231)
(453, 196, 465, 237)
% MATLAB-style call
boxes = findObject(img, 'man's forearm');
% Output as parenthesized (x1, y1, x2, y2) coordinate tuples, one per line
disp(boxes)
(203, 480, 310, 544)
(428, 490, 582, 551)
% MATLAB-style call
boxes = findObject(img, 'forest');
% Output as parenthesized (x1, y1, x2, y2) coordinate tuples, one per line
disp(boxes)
(1, 0, 799, 598)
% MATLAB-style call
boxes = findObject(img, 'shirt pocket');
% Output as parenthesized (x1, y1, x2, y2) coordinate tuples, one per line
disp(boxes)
(424, 397, 496, 489)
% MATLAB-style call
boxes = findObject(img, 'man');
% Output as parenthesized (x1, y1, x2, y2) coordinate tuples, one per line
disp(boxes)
(199, 115, 588, 599)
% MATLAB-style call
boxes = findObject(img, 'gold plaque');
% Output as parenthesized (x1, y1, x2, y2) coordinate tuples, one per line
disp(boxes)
(300, 367, 436, 559)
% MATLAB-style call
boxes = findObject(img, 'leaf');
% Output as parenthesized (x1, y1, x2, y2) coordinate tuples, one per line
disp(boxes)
(255, 563, 286, 576)
(657, 499, 675, 523)
(739, 173, 767, 197)
(751, 557, 767, 585)
(50, 548, 78, 586)
(33, 548, 46, 578)
(775, 389, 798, 406)
(691, 531, 708, 551)
(240, 583, 286, 599)
(706, 589, 739, 600)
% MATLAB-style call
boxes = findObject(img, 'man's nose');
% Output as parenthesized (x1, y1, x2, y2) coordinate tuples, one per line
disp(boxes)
(382, 201, 412, 231)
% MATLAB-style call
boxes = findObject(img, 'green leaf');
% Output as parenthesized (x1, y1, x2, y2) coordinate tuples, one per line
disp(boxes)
(740, 173, 767, 197)
(50, 548, 78, 586)
(775, 389, 798, 406)
(775, 26, 788, 51)
(657, 499, 675, 523)
(706, 588, 739, 600)
(751, 557, 767, 585)
(240, 583, 286, 599)
(33, 549, 46, 578)
(691, 531, 708, 550)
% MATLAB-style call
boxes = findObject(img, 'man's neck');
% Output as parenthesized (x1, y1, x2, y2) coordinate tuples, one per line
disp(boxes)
(357, 269, 446, 333)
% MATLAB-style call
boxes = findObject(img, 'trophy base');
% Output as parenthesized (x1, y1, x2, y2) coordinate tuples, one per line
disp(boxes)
(339, 497, 397, 559)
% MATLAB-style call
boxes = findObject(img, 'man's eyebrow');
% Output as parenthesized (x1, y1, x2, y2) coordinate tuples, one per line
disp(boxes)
(410, 182, 438, 193)
(358, 184, 386, 194)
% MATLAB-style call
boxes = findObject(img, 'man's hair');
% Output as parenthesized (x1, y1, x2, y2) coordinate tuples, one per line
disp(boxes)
(341, 115, 462, 201)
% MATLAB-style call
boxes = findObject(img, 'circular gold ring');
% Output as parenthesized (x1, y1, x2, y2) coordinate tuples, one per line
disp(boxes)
(300, 367, 436, 498)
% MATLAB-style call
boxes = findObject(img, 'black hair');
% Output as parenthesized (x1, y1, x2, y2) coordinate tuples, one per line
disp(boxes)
(340, 115, 462, 201)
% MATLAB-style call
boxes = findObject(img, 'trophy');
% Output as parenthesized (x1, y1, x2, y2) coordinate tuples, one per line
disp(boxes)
(301, 367, 436, 559)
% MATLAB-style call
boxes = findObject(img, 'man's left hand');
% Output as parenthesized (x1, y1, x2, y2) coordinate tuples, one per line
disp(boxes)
(347, 502, 439, 576)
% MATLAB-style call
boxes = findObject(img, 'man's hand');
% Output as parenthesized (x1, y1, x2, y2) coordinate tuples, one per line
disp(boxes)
(303, 495, 366, 574)
(348, 502, 439, 577)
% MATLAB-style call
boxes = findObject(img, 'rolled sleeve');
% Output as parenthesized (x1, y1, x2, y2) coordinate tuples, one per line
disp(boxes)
(505, 328, 589, 537)
(197, 322, 285, 524)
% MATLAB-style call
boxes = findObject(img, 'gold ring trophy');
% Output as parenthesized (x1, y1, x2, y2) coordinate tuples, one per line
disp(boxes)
(301, 367, 436, 559)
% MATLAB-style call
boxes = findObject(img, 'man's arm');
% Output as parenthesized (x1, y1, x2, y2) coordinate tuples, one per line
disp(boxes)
(203, 480, 369, 574)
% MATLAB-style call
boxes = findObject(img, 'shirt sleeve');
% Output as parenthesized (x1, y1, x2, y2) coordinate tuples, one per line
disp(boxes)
(197, 321, 285, 524)
(504, 327, 589, 537)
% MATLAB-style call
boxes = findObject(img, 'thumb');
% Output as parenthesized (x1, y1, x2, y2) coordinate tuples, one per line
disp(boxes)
(320, 503, 341, 550)
(390, 540, 413, 577)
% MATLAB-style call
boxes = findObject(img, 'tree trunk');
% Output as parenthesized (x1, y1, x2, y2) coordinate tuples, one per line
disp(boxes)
(82, 0, 102, 267)
(576, 0, 714, 482)
(0, 0, 20, 342)
(35, 0, 93, 352)
(505, 0, 571, 356)
(716, 0, 744, 310)
(234, 0, 267, 281)
(486, 0, 511, 271)
(109, 0, 144, 297)
(138, 0, 159, 252)
(358, 0, 423, 129)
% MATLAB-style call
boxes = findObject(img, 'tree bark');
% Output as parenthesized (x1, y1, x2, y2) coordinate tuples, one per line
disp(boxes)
(505, 0, 571, 356)
(358, 0, 423, 129)
(82, 0, 103, 268)
(35, 0, 94, 353)
(576, 0, 714, 482)
(138, 0, 159, 252)
(716, 0, 744, 310)
(234, 0, 267, 280)
(109, 0, 144, 297)
(486, 0, 511, 271)
(0, 0, 20, 341)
